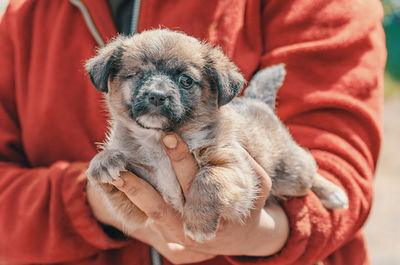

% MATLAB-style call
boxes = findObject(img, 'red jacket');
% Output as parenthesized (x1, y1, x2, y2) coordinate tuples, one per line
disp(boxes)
(0, 0, 386, 264)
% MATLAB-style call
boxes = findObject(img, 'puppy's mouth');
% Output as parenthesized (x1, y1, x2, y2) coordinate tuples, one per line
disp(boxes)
(135, 114, 170, 130)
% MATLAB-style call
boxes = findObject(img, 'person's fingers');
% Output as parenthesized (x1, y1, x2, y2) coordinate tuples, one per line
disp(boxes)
(242, 149, 272, 209)
(112, 171, 167, 220)
(162, 133, 198, 198)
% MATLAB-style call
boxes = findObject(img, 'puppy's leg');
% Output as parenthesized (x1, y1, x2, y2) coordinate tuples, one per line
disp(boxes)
(87, 149, 147, 233)
(183, 150, 257, 242)
(268, 149, 348, 209)
(87, 149, 127, 184)
(311, 174, 348, 209)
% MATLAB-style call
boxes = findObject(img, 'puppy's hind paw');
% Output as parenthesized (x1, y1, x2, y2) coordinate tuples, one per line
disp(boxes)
(320, 188, 349, 209)
(312, 174, 349, 210)
(182, 205, 219, 242)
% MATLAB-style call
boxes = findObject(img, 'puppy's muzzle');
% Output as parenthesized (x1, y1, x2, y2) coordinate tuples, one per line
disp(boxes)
(148, 92, 168, 107)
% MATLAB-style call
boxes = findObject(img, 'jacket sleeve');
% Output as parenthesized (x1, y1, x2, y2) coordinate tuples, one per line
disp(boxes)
(229, 0, 385, 264)
(0, 7, 127, 264)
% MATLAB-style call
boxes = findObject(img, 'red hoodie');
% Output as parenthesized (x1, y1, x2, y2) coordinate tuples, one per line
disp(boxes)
(0, 0, 385, 264)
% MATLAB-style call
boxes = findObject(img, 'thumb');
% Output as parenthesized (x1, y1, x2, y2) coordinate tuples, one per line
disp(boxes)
(162, 133, 198, 198)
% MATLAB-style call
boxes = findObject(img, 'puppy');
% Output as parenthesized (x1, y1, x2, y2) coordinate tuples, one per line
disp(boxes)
(85, 29, 348, 242)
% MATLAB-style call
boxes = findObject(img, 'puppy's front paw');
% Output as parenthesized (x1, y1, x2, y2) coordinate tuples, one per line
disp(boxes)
(86, 149, 127, 184)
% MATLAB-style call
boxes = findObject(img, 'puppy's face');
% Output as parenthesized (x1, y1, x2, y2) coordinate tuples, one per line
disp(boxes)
(86, 29, 245, 131)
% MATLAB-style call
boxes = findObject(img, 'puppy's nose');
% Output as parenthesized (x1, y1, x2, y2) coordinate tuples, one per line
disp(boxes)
(148, 92, 167, 106)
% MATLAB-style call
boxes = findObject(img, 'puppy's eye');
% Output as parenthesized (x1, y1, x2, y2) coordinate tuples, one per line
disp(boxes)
(178, 75, 194, 89)
(123, 74, 135, 79)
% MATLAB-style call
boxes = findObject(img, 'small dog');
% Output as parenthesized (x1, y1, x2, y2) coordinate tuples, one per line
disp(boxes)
(85, 29, 348, 242)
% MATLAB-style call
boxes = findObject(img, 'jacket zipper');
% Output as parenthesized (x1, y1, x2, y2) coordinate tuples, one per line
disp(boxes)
(150, 245, 162, 265)
(69, 0, 105, 46)
(130, 0, 142, 34)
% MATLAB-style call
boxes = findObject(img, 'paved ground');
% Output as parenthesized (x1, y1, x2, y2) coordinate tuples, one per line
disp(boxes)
(364, 95, 400, 265)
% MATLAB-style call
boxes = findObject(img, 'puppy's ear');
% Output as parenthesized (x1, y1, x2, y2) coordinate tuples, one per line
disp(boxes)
(85, 37, 126, 93)
(205, 46, 246, 107)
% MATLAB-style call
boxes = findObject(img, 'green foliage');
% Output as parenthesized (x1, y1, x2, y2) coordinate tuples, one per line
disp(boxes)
(384, 14, 400, 80)
(382, 0, 400, 16)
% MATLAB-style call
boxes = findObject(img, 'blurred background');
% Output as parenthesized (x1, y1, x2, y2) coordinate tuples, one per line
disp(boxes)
(0, 0, 399, 264)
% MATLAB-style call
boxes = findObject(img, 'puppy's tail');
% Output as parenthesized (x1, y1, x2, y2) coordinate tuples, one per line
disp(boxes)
(244, 64, 286, 109)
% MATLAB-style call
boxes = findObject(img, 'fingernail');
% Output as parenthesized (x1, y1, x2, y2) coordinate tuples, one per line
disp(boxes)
(162, 134, 178, 149)
(112, 178, 125, 188)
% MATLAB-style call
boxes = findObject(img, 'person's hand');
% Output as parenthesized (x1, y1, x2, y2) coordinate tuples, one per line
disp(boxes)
(107, 133, 289, 262)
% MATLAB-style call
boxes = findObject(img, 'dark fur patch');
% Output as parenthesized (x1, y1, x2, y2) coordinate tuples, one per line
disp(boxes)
(273, 159, 289, 180)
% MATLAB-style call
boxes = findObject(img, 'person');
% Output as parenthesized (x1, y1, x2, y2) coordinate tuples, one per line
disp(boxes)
(0, 0, 386, 264)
